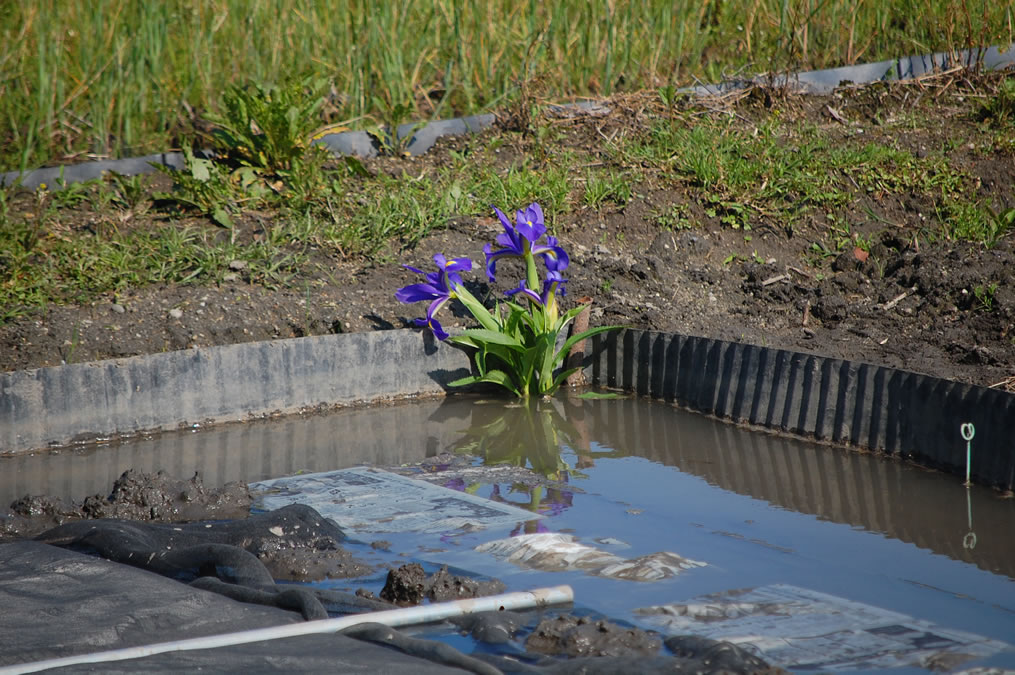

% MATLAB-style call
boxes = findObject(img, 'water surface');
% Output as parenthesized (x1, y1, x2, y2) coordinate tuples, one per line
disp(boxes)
(3, 393, 1013, 671)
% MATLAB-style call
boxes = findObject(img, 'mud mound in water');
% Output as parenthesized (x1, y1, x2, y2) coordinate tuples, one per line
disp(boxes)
(1, 469, 250, 540)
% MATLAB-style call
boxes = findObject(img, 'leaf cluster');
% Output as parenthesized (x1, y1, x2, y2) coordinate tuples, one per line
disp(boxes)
(152, 145, 263, 228)
(208, 77, 328, 173)
(448, 292, 618, 398)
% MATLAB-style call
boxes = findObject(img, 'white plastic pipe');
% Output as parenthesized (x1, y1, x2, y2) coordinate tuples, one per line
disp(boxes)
(1, 585, 573, 674)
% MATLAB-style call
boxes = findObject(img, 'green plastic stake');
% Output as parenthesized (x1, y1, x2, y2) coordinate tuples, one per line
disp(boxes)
(964, 489, 977, 550)
(960, 423, 975, 487)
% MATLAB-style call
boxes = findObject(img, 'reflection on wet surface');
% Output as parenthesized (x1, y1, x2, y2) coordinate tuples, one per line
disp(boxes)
(3, 394, 1013, 578)
(430, 395, 1015, 580)
(573, 396, 1015, 580)
(0, 399, 452, 505)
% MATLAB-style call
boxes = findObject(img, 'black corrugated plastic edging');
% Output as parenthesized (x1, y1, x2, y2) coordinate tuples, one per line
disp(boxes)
(588, 329, 1015, 492)
(4, 326, 1011, 492)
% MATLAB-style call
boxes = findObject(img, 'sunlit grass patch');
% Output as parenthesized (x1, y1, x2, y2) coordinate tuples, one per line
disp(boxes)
(2, 0, 1010, 172)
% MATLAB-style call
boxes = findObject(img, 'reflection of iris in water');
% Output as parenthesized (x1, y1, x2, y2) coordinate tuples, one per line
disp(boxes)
(431, 395, 616, 533)
(441, 397, 590, 525)
(442, 477, 467, 492)
(488, 482, 574, 517)
(512, 519, 550, 536)
(445, 398, 587, 478)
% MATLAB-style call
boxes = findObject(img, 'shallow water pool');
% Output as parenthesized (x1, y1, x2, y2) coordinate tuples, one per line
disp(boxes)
(4, 393, 1014, 671)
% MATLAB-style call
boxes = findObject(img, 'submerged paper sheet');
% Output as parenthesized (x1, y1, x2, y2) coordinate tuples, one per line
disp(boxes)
(476, 533, 706, 582)
(250, 467, 541, 535)
(636, 584, 1011, 671)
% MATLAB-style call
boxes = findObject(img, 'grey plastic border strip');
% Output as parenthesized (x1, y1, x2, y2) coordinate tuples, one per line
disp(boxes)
(3, 45, 1012, 190)
(586, 329, 1015, 492)
(0, 329, 470, 453)
(687, 44, 1015, 96)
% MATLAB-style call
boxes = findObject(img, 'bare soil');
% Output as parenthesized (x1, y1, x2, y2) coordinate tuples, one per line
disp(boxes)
(2, 75, 1013, 390)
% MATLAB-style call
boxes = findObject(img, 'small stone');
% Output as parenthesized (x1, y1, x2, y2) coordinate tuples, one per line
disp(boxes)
(223, 273, 239, 282)
(228, 260, 247, 271)
(168, 308, 183, 319)
(110, 303, 125, 314)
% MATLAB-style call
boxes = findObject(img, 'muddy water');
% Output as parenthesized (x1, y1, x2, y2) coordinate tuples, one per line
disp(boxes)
(0, 398, 453, 504)
(3, 394, 1014, 670)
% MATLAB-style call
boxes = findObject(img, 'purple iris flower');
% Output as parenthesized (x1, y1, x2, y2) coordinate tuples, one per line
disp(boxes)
(484, 203, 569, 281)
(395, 253, 471, 340)
(515, 202, 545, 241)
(538, 235, 570, 273)
(505, 269, 568, 306)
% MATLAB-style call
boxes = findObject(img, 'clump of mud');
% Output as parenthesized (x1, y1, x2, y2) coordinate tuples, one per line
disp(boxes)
(665, 635, 779, 673)
(526, 614, 663, 658)
(379, 562, 507, 606)
(0, 469, 250, 541)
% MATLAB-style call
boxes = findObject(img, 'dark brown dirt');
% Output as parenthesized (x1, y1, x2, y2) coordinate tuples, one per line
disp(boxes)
(0, 469, 250, 540)
(379, 562, 507, 606)
(2, 74, 1013, 391)
(0, 469, 373, 581)
(525, 614, 663, 658)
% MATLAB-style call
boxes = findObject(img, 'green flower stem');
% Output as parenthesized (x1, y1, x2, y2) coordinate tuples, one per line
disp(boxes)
(528, 484, 544, 513)
(524, 250, 539, 294)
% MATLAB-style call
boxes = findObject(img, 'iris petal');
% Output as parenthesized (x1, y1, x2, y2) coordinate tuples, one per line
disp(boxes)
(515, 202, 546, 242)
(531, 237, 570, 273)
(395, 282, 441, 304)
(428, 317, 450, 341)
(396, 255, 464, 341)
(484, 247, 517, 282)
(426, 295, 450, 323)
(505, 280, 544, 306)
(443, 256, 473, 273)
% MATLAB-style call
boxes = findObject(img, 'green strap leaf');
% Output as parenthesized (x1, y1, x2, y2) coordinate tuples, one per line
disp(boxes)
(448, 369, 520, 397)
(549, 366, 581, 394)
(454, 290, 502, 332)
(460, 328, 525, 350)
(554, 325, 625, 366)
(577, 390, 628, 399)
(537, 332, 558, 393)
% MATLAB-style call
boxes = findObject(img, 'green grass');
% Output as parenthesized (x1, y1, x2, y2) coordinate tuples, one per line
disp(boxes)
(2, 54, 1013, 323)
(2, 0, 1011, 172)
(626, 117, 845, 223)
(0, 143, 577, 317)
(583, 169, 633, 209)
(0, 171, 326, 320)
(625, 114, 991, 238)
(0, 206, 314, 322)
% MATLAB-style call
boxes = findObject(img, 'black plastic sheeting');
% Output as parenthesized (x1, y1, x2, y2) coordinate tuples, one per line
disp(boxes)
(0, 541, 459, 674)
(586, 329, 1015, 492)
(2, 517, 777, 674)
(3, 45, 1013, 191)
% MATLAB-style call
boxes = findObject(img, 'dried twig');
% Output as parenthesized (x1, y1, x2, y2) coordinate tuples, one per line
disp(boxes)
(825, 105, 848, 124)
(988, 375, 1015, 392)
(787, 265, 813, 279)
(881, 286, 917, 311)
(761, 274, 789, 286)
